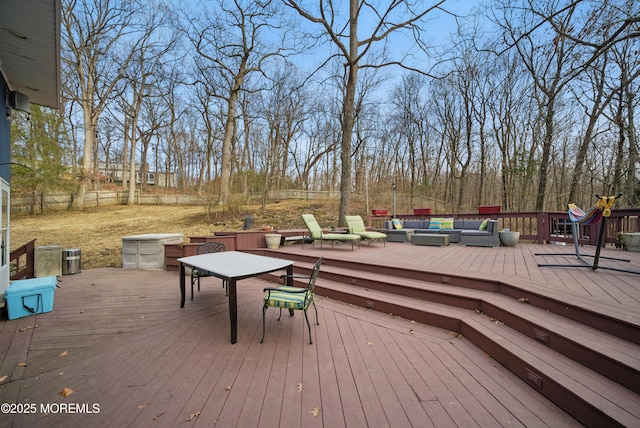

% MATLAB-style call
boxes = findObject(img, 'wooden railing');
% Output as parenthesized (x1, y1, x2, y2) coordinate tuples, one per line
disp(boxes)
(10, 238, 36, 279)
(369, 208, 640, 246)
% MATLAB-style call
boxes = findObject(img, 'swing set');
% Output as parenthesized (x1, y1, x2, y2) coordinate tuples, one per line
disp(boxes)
(536, 193, 640, 275)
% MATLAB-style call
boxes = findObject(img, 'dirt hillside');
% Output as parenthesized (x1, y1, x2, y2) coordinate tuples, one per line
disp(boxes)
(10, 199, 364, 269)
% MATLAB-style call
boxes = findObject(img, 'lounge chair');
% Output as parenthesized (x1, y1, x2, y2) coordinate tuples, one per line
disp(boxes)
(344, 215, 387, 246)
(301, 214, 361, 251)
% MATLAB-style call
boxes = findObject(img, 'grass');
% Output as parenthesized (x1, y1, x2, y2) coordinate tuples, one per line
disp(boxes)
(10, 199, 354, 269)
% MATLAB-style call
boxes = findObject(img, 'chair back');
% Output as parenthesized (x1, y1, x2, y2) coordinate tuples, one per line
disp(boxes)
(305, 257, 323, 307)
(196, 241, 225, 255)
(344, 215, 366, 234)
(301, 214, 323, 239)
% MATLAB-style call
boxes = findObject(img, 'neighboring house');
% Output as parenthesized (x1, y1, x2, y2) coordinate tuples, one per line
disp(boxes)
(97, 161, 178, 188)
(0, 0, 61, 305)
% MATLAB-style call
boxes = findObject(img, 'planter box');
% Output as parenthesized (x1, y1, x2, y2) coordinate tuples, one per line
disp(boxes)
(624, 233, 640, 252)
(413, 208, 432, 215)
(478, 205, 501, 215)
(371, 209, 388, 216)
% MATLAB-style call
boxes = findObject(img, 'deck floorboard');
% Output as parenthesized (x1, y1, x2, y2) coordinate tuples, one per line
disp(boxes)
(1, 242, 639, 427)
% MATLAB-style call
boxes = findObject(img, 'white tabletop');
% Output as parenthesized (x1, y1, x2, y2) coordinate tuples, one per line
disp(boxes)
(178, 251, 293, 281)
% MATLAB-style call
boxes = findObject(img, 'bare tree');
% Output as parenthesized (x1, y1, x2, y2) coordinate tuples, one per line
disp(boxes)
(61, 0, 144, 209)
(494, 0, 582, 210)
(185, 0, 292, 205)
(390, 74, 432, 204)
(284, 0, 446, 224)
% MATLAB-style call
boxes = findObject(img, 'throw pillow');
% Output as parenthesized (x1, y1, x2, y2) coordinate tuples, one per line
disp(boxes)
(392, 218, 402, 230)
(428, 218, 443, 230)
(441, 218, 454, 230)
(479, 218, 489, 231)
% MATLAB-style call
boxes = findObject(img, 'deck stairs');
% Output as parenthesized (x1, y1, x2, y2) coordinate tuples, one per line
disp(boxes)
(255, 250, 640, 428)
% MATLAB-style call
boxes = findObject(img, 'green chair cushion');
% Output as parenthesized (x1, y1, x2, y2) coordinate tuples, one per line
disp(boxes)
(265, 290, 307, 309)
(358, 231, 387, 239)
(344, 215, 366, 233)
(321, 233, 361, 241)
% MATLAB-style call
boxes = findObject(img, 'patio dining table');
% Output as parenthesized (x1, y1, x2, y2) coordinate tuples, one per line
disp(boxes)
(178, 251, 294, 343)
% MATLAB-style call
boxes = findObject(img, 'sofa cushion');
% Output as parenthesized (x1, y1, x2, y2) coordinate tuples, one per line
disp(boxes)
(428, 218, 443, 230)
(404, 220, 424, 229)
(392, 218, 403, 229)
(463, 220, 483, 229)
(460, 229, 491, 236)
(441, 218, 454, 230)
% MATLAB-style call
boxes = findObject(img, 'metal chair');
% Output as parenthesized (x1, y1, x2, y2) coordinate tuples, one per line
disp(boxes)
(260, 257, 323, 344)
(190, 241, 226, 300)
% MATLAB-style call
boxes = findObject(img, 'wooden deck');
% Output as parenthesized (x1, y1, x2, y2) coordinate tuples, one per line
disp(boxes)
(1, 242, 639, 427)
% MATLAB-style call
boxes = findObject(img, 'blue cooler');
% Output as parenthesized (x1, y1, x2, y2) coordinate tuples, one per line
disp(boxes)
(5, 276, 57, 320)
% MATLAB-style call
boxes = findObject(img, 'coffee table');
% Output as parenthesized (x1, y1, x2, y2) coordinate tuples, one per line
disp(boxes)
(411, 234, 449, 246)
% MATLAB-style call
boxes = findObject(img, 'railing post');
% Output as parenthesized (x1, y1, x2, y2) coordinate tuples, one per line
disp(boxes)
(537, 211, 547, 244)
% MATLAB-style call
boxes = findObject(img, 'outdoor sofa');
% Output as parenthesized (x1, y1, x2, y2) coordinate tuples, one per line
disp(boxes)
(381, 218, 500, 247)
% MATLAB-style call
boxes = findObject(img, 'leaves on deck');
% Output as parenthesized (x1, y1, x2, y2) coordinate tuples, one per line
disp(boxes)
(185, 412, 200, 421)
(309, 407, 321, 417)
(18, 362, 27, 367)
(60, 351, 68, 357)
(297, 383, 303, 392)
(61, 387, 74, 397)
(0, 375, 7, 382)
(18, 325, 34, 332)
(367, 341, 374, 346)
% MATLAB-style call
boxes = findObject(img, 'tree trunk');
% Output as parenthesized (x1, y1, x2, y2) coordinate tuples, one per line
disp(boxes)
(337, 1, 359, 227)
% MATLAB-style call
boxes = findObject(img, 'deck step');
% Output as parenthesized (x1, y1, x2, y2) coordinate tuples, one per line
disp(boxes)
(316, 275, 640, 428)
(261, 257, 640, 428)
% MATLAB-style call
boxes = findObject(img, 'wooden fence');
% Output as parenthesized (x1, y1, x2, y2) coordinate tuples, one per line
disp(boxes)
(10, 190, 342, 215)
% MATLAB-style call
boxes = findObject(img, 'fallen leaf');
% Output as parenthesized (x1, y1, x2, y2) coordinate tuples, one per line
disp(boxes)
(0, 375, 8, 382)
(19, 326, 33, 332)
(61, 387, 73, 397)
(367, 341, 374, 346)
(185, 412, 200, 421)
(297, 383, 303, 392)
(409, 329, 415, 335)
(60, 351, 68, 357)
(411, 320, 416, 323)
(140, 295, 145, 298)
(18, 363, 28, 367)
(518, 298, 529, 303)
(140, 316, 145, 319)
(225, 385, 231, 390)
(309, 407, 320, 417)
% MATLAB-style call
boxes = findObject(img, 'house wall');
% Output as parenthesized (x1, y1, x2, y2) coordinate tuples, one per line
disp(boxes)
(0, 76, 10, 182)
